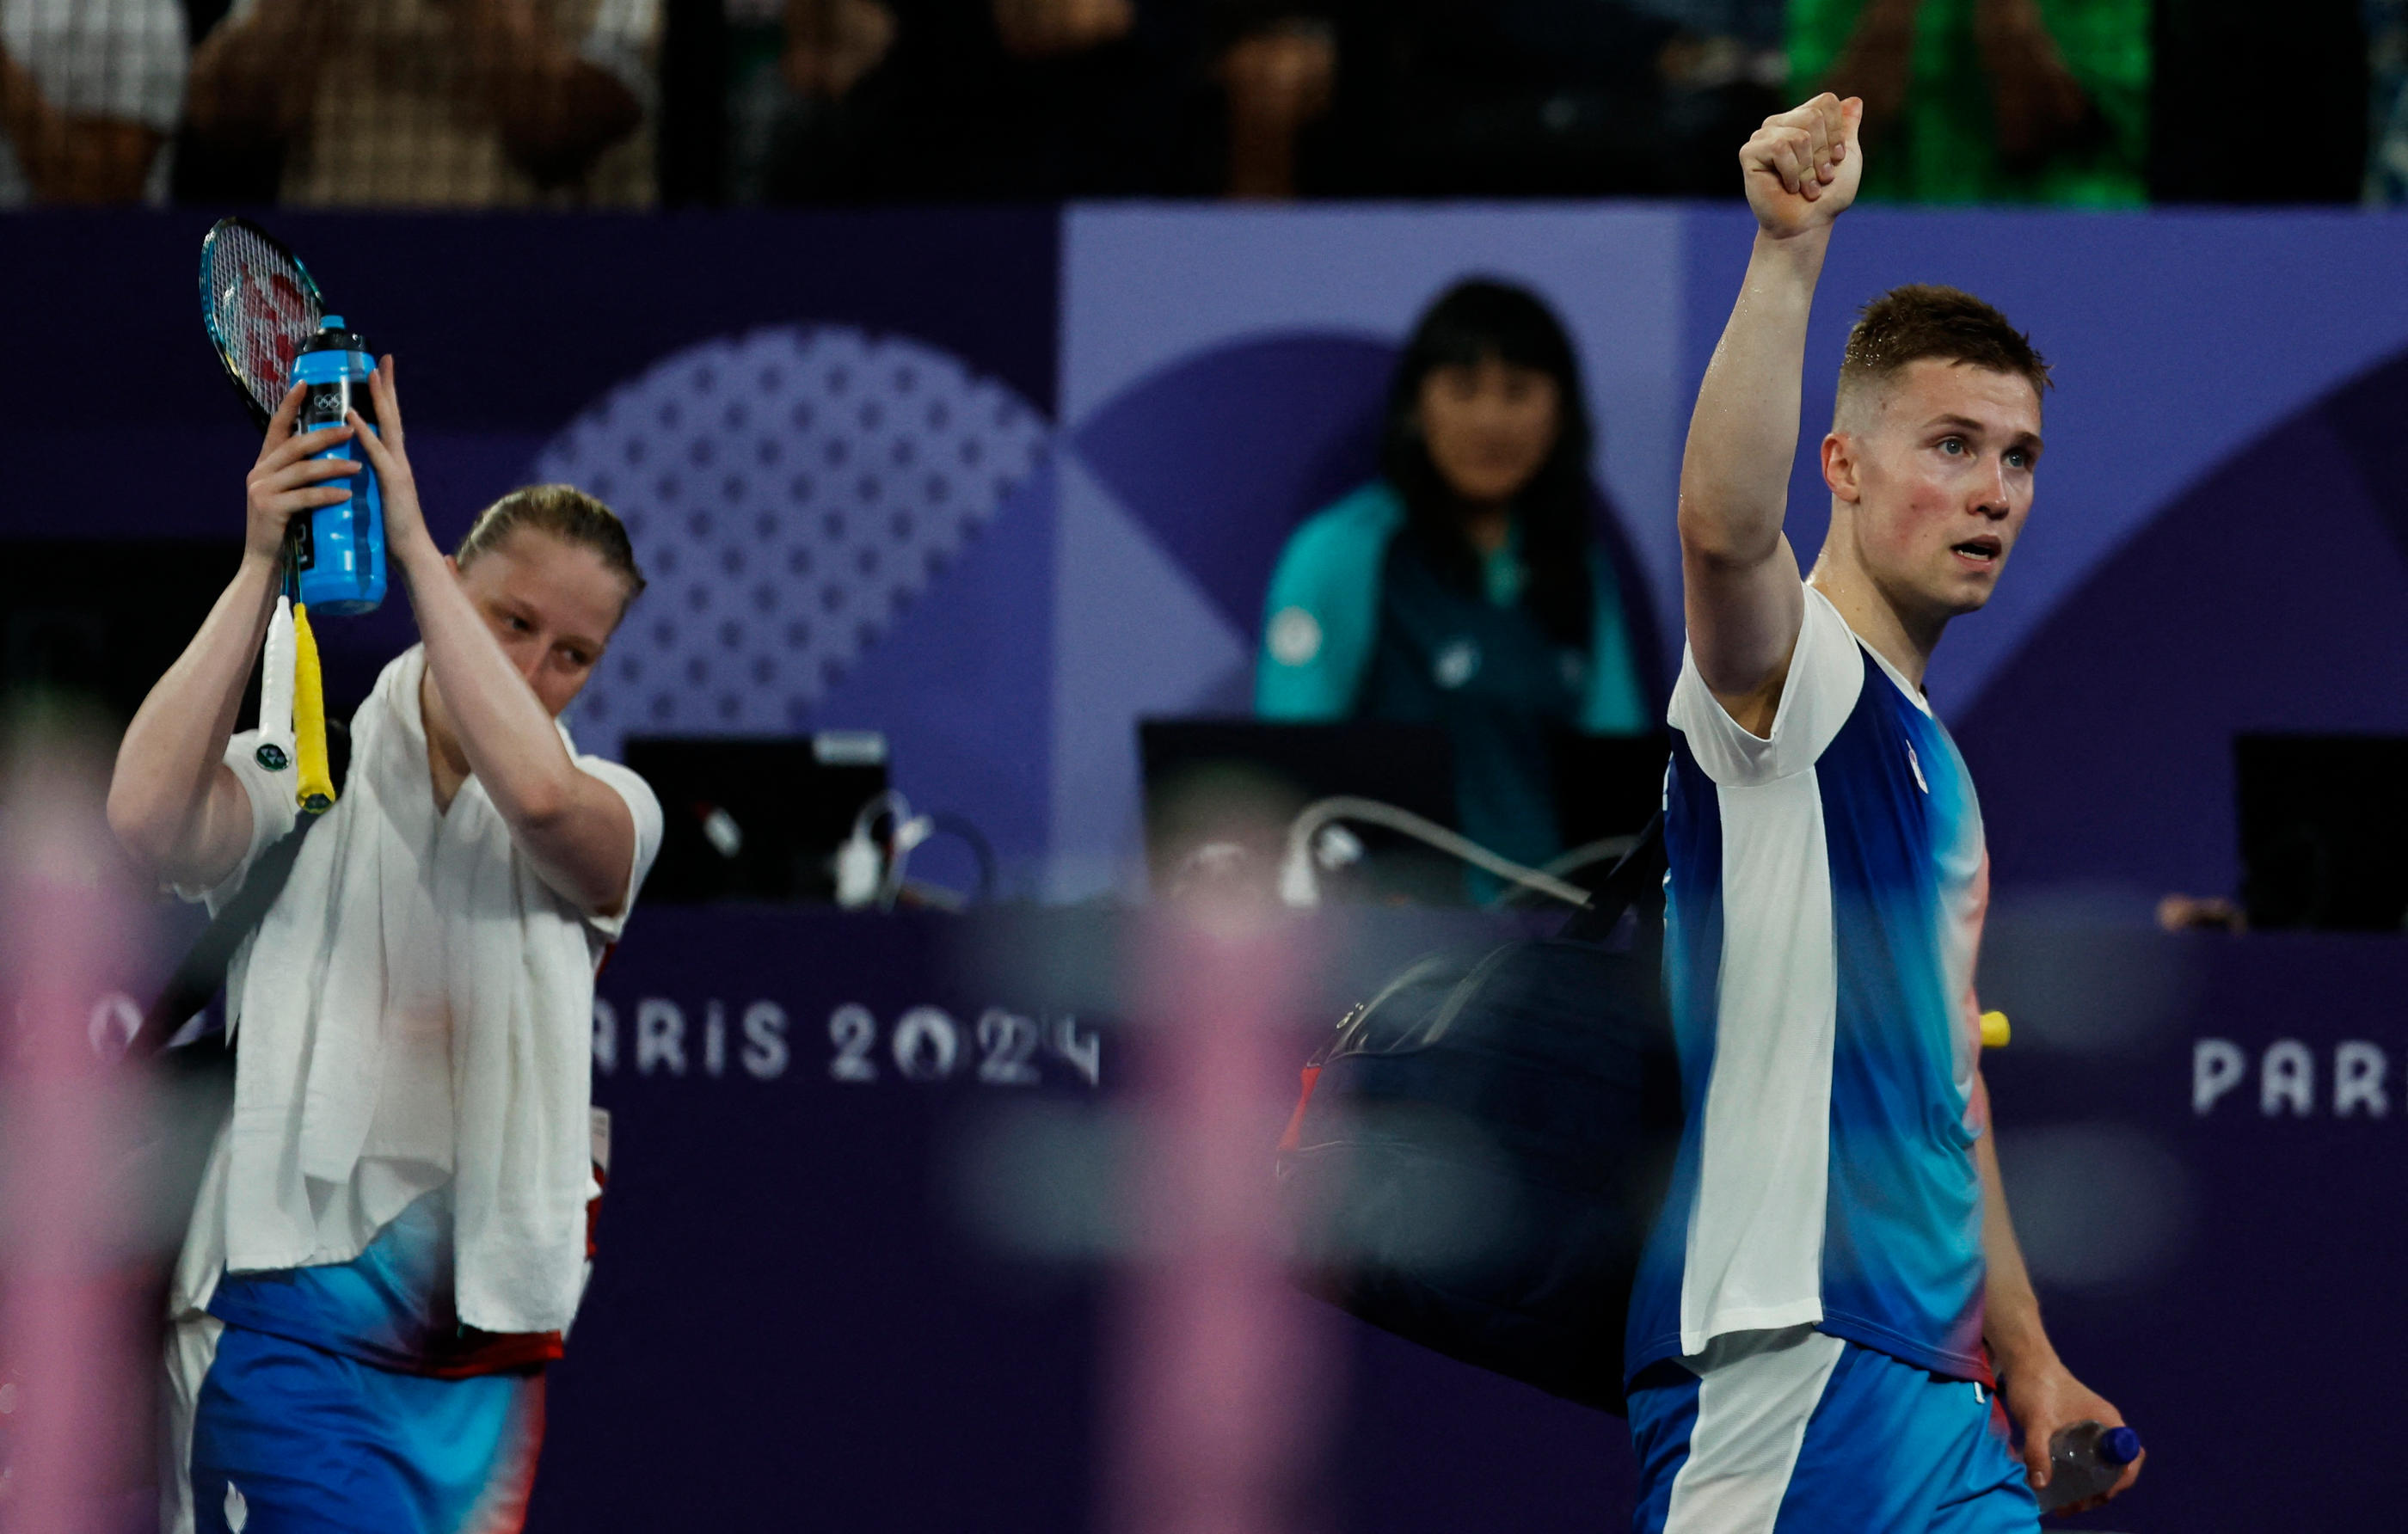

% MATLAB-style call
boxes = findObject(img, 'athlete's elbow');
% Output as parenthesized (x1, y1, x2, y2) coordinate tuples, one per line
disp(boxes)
(105, 777, 177, 874)
(507, 778, 574, 834)
(1677, 502, 1780, 571)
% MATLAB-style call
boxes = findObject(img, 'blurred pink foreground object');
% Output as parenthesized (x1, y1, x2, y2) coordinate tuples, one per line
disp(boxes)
(1108, 894, 1337, 1534)
(0, 722, 150, 1534)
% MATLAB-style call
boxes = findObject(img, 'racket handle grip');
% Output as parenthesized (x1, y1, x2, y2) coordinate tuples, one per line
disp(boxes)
(258, 596, 298, 758)
(292, 602, 336, 814)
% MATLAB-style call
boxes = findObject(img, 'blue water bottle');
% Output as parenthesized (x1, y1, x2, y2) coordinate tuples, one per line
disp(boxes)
(288, 316, 385, 614)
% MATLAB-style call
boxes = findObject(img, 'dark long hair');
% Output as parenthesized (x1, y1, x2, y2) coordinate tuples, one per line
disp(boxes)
(1381, 278, 1595, 647)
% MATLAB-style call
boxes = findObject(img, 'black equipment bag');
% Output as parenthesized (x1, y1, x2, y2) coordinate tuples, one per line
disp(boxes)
(1276, 822, 1680, 1414)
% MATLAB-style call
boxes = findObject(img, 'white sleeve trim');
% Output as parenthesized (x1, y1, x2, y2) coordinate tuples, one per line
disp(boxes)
(1668, 586, 1866, 787)
(173, 729, 299, 911)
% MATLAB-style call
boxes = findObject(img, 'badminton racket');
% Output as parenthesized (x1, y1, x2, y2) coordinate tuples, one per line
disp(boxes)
(199, 218, 338, 813)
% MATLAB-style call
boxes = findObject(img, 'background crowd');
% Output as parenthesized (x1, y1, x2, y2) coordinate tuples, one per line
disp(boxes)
(0, 0, 2398, 207)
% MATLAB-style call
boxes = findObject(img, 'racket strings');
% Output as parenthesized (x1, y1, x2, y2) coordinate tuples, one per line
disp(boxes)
(205, 224, 321, 417)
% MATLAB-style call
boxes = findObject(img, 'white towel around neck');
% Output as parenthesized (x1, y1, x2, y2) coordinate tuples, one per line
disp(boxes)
(206, 645, 652, 1335)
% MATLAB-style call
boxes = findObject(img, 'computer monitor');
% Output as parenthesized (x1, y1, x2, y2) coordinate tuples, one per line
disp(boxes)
(1137, 718, 1461, 903)
(2234, 733, 2408, 931)
(620, 733, 888, 905)
(1137, 719, 1669, 904)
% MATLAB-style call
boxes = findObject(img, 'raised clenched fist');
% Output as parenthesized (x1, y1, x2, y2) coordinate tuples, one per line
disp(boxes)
(1742, 93, 1864, 240)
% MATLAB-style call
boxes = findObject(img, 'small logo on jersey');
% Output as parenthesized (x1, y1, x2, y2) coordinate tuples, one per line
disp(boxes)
(1268, 606, 1322, 666)
(255, 742, 290, 772)
(1433, 639, 1481, 690)
(225, 1482, 249, 1532)
(1906, 744, 1929, 794)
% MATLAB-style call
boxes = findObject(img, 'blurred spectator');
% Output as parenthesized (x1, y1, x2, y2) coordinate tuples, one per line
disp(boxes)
(1637, 0, 1783, 40)
(1219, 11, 1330, 198)
(1256, 279, 1653, 877)
(1226, 0, 1784, 199)
(2153, 0, 2362, 204)
(784, 0, 897, 100)
(0, 0, 187, 203)
(754, 0, 1207, 200)
(185, 0, 659, 207)
(2368, 0, 2406, 201)
(1797, 0, 2147, 205)
(2158, 893, 2244, 933)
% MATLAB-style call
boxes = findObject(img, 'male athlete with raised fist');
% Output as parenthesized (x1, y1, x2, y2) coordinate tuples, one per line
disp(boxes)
(1621, 94, 2142, 1531)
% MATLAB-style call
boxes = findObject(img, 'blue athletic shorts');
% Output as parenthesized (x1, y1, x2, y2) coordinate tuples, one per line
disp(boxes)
(188, 1323, 544, 1534)
(1628, 1326, 2039, 1534)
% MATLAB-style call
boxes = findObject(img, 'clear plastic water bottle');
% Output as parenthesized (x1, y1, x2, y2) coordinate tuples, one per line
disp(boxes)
(287, 316, 385, 614)
(2036, 1420, 2141, 1512)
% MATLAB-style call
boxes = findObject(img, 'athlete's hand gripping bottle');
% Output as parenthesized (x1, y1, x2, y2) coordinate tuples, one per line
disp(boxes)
(2035, 1420, 2141, 1513)
(288, 316, 385, 614)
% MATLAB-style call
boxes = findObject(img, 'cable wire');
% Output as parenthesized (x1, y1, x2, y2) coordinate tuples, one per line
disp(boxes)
(1278, 796, 1592, 911)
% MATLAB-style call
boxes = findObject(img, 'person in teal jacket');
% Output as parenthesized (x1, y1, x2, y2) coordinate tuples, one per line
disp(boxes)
(1256, 278, 1656, 879)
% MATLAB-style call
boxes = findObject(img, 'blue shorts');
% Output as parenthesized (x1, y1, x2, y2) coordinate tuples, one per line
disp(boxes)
(1628, 1327, 2038, 1534)
(188, 1323, 544, 1534)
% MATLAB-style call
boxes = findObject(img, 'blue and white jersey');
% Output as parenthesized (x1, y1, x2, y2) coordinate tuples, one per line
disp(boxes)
(1627, 586, 1992, 1384)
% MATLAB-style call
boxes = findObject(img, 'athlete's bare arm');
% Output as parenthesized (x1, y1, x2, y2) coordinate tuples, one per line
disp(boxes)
(1679, 93, 1863, 735)
(107, 388, 362, 889)
(1975, 1072, 2144, 1511)
(349, 361, 637, 917)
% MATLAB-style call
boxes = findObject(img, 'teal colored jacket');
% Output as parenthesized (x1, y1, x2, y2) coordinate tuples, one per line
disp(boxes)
(1254, 482, 1650, 733)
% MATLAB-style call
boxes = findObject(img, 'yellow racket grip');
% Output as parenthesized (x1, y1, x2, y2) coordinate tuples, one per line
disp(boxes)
(1980, 1009, 2011, 1049)
(292, 602, 336, 814)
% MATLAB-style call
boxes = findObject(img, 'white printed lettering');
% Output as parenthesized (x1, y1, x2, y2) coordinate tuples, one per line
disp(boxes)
(2336, 1041, 2390, 1118)
(637, 997, 687, 1077)
(893, 1006, 961, 1082)
(829, 1003, 879, 1082)
(593, 997, 619, 1075)
(704, 999, 727, 1077)
(975, 1009, 1043, 1085)
(741, 1001, 789, 1079)
(1050, 1014, 1103, 1088)
(2261, 1039, 2314, 1116)
(2193, 1039, 2245, 1114)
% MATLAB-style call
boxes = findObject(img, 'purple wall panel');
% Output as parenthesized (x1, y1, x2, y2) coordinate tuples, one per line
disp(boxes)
(805, 458, 1061, 887)
(1, 208, 1058, 533)
(1070, 333, 1396, 635)
(1961, 349, 2408, 905)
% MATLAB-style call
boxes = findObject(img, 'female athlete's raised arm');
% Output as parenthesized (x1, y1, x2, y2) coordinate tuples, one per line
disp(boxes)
(107, 389, 360, 889)
(1678, 93, 1861, 733)
(349, 360, 636, 916)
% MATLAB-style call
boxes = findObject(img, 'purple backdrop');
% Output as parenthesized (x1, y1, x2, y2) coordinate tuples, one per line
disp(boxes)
(1961, 345, 2408, 906)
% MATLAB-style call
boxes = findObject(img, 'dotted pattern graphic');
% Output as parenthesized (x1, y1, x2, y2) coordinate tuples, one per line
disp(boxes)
(531, 326, 1048, 755)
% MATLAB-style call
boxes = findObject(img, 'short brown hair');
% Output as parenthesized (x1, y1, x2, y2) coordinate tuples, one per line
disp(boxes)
(454, 484, 647, 605)
(1837, 285, 2051, 422)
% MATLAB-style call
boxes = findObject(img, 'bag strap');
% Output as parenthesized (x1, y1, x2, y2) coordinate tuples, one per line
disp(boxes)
(132, 720, 349, 1061)
(1555, 814, 1666, 947)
